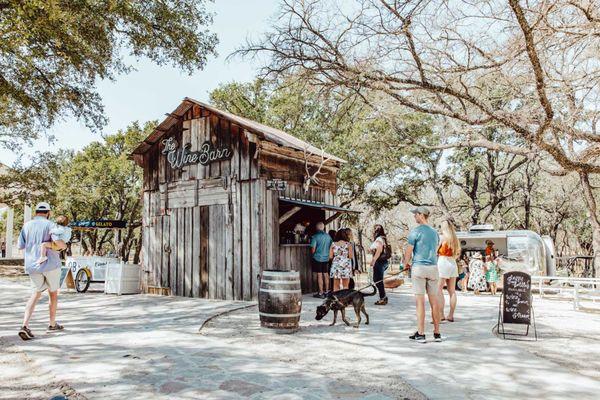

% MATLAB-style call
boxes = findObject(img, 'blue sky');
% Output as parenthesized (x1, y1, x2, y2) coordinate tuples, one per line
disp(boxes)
(0, 0, 280, 166)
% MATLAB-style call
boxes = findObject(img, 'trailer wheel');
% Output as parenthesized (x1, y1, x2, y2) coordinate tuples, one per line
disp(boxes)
(75, 269, 91, 293)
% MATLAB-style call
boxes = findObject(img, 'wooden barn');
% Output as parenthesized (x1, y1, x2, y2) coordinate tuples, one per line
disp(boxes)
(132, 98, 358, 300)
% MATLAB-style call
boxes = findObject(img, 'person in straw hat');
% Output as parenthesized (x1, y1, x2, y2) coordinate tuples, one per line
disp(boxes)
(467, 252, 487, 295)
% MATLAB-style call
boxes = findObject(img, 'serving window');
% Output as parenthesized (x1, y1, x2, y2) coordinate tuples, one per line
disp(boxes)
(277, 197, 359, 245)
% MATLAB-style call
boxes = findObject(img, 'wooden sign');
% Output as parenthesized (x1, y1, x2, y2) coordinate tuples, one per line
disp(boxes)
(502, 271, 531, 325)
(266, 179, 287, 191)
(161, 137, 232, 169)
(71, 220, 127, 229)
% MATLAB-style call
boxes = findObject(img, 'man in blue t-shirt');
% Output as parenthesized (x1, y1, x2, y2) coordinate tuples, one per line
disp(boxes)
(17, 202, 66, 341)
(403, 206, 441, 343)
(310, 222, 332, 298)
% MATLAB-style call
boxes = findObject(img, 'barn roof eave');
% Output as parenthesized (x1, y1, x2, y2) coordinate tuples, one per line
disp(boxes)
(130, 98, 346, 164)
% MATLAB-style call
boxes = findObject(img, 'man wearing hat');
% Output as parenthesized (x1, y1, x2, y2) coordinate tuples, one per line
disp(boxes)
(403, 206, 442, 343)
(17, 202, 66, 340)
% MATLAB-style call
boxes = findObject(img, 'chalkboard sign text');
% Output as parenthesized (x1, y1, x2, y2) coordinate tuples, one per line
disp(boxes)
(502, 271, 532, 325)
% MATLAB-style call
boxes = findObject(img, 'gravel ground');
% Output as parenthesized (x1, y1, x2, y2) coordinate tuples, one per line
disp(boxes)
(1, 277, 599, 399)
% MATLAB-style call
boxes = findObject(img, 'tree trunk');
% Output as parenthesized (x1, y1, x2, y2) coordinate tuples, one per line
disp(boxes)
(133, 228, 143, 265)
(579, 172, 600, 277)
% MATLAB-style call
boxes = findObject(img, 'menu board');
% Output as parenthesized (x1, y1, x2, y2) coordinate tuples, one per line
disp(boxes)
(502, 271, 531, 325)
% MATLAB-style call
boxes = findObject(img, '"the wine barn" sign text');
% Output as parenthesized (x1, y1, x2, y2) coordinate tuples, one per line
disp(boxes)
(161, 137, 232, 169)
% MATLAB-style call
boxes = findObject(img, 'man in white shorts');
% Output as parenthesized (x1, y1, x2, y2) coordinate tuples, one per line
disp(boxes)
(403, 206, 441, 343)
(17, 202, 66, 340)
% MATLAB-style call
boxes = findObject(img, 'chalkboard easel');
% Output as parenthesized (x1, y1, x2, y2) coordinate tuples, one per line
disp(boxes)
(496, 271, 538, 341)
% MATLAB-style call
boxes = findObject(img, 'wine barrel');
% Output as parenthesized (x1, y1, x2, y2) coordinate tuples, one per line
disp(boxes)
(258, 270, 302, 333)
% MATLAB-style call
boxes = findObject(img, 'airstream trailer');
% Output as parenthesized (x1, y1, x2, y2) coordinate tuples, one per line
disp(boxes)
(457, 225, 556, 276)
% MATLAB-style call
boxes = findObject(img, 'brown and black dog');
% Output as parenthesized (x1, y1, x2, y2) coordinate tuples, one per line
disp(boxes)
(315, 285, 376, 328)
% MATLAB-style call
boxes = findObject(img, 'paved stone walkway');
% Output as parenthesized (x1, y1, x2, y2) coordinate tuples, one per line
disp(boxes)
(1, 278, 599, 399)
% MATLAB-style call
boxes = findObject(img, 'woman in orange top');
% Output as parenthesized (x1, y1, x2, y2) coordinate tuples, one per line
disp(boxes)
(485, 240, 496, 260)
(436, 220, 461, 322)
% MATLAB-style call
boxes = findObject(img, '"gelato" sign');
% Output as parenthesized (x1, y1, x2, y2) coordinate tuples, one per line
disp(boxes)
(161, 137, 232, 169)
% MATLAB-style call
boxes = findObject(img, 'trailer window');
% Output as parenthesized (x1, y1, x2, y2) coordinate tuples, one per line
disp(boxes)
(507, 237, 527, 260)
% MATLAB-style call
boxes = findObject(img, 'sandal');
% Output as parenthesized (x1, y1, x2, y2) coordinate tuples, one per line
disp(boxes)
(47, 323, 64, 333)
(447, 318, 455, 322)
(18, 326, 34, 341)
(374, 297, 388, 305)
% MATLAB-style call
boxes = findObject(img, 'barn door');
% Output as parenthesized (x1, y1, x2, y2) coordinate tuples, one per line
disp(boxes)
(164, 203, 231, 299)
(207, 204, 229, 299)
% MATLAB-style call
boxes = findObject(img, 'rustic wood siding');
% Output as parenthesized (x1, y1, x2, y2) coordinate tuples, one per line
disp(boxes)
(141, 107, 338, 300)
(278, 245, 317, 293)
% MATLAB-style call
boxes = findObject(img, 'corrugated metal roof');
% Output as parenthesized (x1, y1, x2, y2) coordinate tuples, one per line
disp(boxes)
(131, 98, 345, 163)
(279, 197, 360, 213)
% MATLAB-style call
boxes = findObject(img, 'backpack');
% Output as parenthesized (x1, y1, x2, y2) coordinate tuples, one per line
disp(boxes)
(379, 236, 392, 261)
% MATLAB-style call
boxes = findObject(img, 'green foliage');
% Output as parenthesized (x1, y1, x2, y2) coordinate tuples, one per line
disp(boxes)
(0, 0, 217, 150)
(0, 120, 153, 260)
(210, 79, 430, 213)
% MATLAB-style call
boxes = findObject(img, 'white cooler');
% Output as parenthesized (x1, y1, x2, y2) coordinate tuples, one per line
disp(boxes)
(104, 263, 141, 295)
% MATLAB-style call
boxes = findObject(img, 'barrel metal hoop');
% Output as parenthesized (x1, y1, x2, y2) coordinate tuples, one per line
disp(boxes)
(259, 288, 302, 294)
(262, 271, 299, 277)
(261, 280, 301, 284)
(259, 312, 302, 318)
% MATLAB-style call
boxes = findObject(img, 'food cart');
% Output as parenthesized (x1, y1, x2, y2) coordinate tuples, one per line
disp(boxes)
(65, 220, 127, 292)
(65, 256, 120, 292)
(457, 224, 556, 276)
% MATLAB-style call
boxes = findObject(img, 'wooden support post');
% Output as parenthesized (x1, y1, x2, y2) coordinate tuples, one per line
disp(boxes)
(325, 211, 342, 225)
(278, 206, 301, 224)
(5, 207, 13, 258)
(23, 204, 31, 224)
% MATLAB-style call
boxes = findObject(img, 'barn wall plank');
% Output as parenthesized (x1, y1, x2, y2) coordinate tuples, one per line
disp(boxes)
(241, 181, 252, 300)
(251, 180, 263, 299)
(271, 190, 280, 270)
(209, 115, 221, 178)
(182, 120, 191, 181)
(184, 207, 193, 297)
(161, 215, 170, 288)
(200, 206, 209, 298)
(231, 128, 242, 300)
(169, 209, 177, 295)
(208, 205, 217, 299)
(155, 215, 163, 288)
(192, 206, 201, 297)
(225, 192, 234, 300)
(215, 205, 224, 299)
(176, 208, 184, 296)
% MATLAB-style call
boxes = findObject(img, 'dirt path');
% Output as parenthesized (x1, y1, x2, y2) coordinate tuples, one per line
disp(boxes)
(0, 336, 85, 400)
(2, 277, 599, 399)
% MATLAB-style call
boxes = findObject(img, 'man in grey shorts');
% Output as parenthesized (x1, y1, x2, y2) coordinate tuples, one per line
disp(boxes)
(403, 206, 441, 343)
(17, 202, 66, 340)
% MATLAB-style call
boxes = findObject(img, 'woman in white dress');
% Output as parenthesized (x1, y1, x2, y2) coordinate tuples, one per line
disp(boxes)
(329, 229, 354, 291)
(436, 220, 461, 322)
(467, 253, 487, 294)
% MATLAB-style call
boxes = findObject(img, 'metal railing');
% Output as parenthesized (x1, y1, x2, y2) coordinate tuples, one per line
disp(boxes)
(531, 275, 600, 310)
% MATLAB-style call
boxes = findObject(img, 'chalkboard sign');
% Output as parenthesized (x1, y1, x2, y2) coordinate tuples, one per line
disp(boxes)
(502, 271, 531, 325)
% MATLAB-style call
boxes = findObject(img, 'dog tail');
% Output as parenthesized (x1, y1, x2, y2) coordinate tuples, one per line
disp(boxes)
(359, 284, 377, 297)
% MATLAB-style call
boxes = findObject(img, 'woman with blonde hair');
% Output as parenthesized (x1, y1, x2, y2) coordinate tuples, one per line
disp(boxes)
(436, 220, 461, 322)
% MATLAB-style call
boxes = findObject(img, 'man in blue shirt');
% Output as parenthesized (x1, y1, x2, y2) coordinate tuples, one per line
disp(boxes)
(17, 202, 66, 340)
(310, 222, 332, 298)
(403, 206, 441, 343)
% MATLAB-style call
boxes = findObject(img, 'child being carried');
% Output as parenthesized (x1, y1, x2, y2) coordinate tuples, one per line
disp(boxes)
(36, 215, 72, 264)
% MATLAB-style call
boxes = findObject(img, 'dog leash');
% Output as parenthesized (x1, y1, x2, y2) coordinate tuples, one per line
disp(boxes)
(329, 266, 407, 301)
(353, 266, 406, 293)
